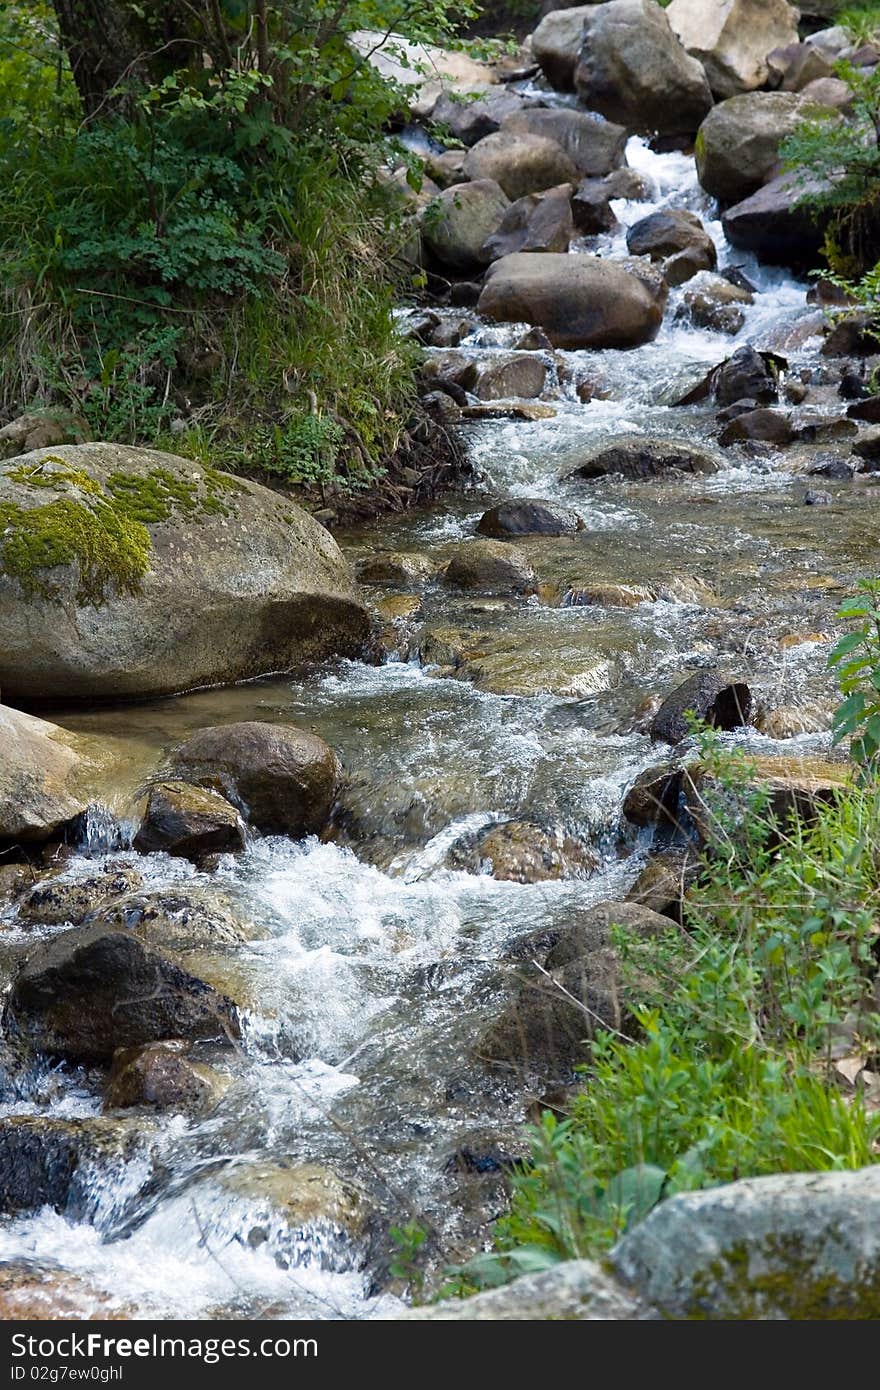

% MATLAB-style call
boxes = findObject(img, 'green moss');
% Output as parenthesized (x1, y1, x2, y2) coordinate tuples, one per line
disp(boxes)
(688, 1236, 880, 1320)
(0, 494, 150, 603)
(6, 459, 102, 495)
(105, 465, 245, 523)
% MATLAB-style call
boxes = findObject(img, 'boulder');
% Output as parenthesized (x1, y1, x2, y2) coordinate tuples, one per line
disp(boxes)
(0, 410, 89, 459)
(463, 132, 578, 200)
(854, 426, 880, 463)
(88, 886, 250, 954)
(441, 539, 537, 594)
(477, 499, 584, 537)
(532, 6, 596, 90)
(431, 87, 533, 146)
(719, 407, 793, 445)
(499, 108, 628, 177)
(358, 551, 436, 585)
(721, 171, 827, 269)
(4, 922, 241, 1061)
(695, 92, 809, 205)
(623, 765, 687, 829)
(779, 42, 838, 93)
(712, 345, 780, 405)
(400, 1260, 648, 1320)
(0, 1115, 153, 1217)
(103, 1041, 227, 1114)
(167, 721, 341, 838)
(421, 180, 510, 271)
(348, 31, 497, 120)
(450, 819, 599, 883)
(482, 185, 574, 261)
(0, 704, 110, 844)
(824, 313, 879, 357)
(506, 898, 675, 964)
(611, 1166, 880, 1319)
(471, 354, 549, 400)
(478, 253, 665, 349)
(651, 671, 752, 743)
(681, 272, 753, 333)
(133, 781, 246, 862)
(666, 0, 800, 99)
(0, 447, 368, 702)
(425, 148, 468, 187)
(570, 435, 720, 481)
(0, 864, 35, 910)
(574, 0, 713, 138)
(218, 1161, 371, 1250)
(626, 209, 717, 282)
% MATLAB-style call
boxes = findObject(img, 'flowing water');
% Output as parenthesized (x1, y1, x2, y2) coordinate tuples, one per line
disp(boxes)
(1, 135, 877, 1319)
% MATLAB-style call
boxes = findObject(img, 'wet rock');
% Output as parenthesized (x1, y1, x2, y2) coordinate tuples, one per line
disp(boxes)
(450, 281, 482, 307)
(651, 671, 753, 744)
(573, 0, 713, 138)
(428, 315, 478, 349)
(712, 345, 780, 405)
(482, 184, 574, 261)
(847, 397, 880, 422)
(500, 108, 628, 177)
(420, 180, 510, 271)
(441, 539, 537, 594)
(570, 435, 720, 481)
(681, 272, 753, 334)
(0, 1114, 154, 1216)
(445, 1128, 530, 1175)
(532, 6, 596, 90)
(420, 390, 461, 426)
(431, 87, 533, 146)
(571, 178, 618, 235)
(358, 551, 436, 586)
(792, 414, 858, 443)
(0, 862, 35, 910)
(4, 921, 241, 1061)
(718, 407, 793, 446)
(0, 1263, 129, 1320)
(853, 426, 880, 464)
(804, 488, 833, 505)
(89, 886, 251, 953)
(667, 0, 799, 99)
(683, 754, 849, 844)
(626, 849, 700, 922)
(0, 446, 369, 703)
(823, 312, 880, 358)
(514, 326, 554, 351)
(133, 781, 245, 862)
(623, 765, 687, 829)
(560, 583, 655, 607)
(219, 1162, 371, 1249)
(626, 209, 717, 282)
(450, 819, 599, 883)
(722, 170, 827, 270)
(461, 402, 558, 422)
(755, 704, 831, 738)
(0, 704, 112, 845)
(478, 252, 664, 349)
(471, 353, 549, 401)
(15, 864, 143, 928)
(463, 132, 578, 201)
(477, 499, 583, 537)
(808, 456, 855, 480)
(400, 1259, 650, 1320)
(543, 901, 677, 970)
(168, 721, 341, 838)
(103, 1040, 228, 1114)
(610, 1166, 880, 1319)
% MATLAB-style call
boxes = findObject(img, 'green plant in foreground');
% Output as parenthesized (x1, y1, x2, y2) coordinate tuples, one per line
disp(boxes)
(829, 576, 880, 772)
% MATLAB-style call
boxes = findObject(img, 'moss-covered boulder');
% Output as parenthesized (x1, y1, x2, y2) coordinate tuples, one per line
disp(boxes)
(611, 1166, 880, 1318)
(0, 445, 369, 701)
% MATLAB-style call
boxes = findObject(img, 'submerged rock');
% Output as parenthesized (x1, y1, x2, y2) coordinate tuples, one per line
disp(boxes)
(441, 539, 537, 594)
(611, 1165, 880, 1319)
(15, 864, 143, 928)
(133, 782, 246, 862)
(570, 436, 720, 482)
(4, 922, 241, 1061)
(218, 1161, 372, 1253)
(450, 819, 599, 883)
(358, 551, 436, 586)
(0, 445, 369, 701)
(477, 499, 583, 538)
(167, 721, 341, 838)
